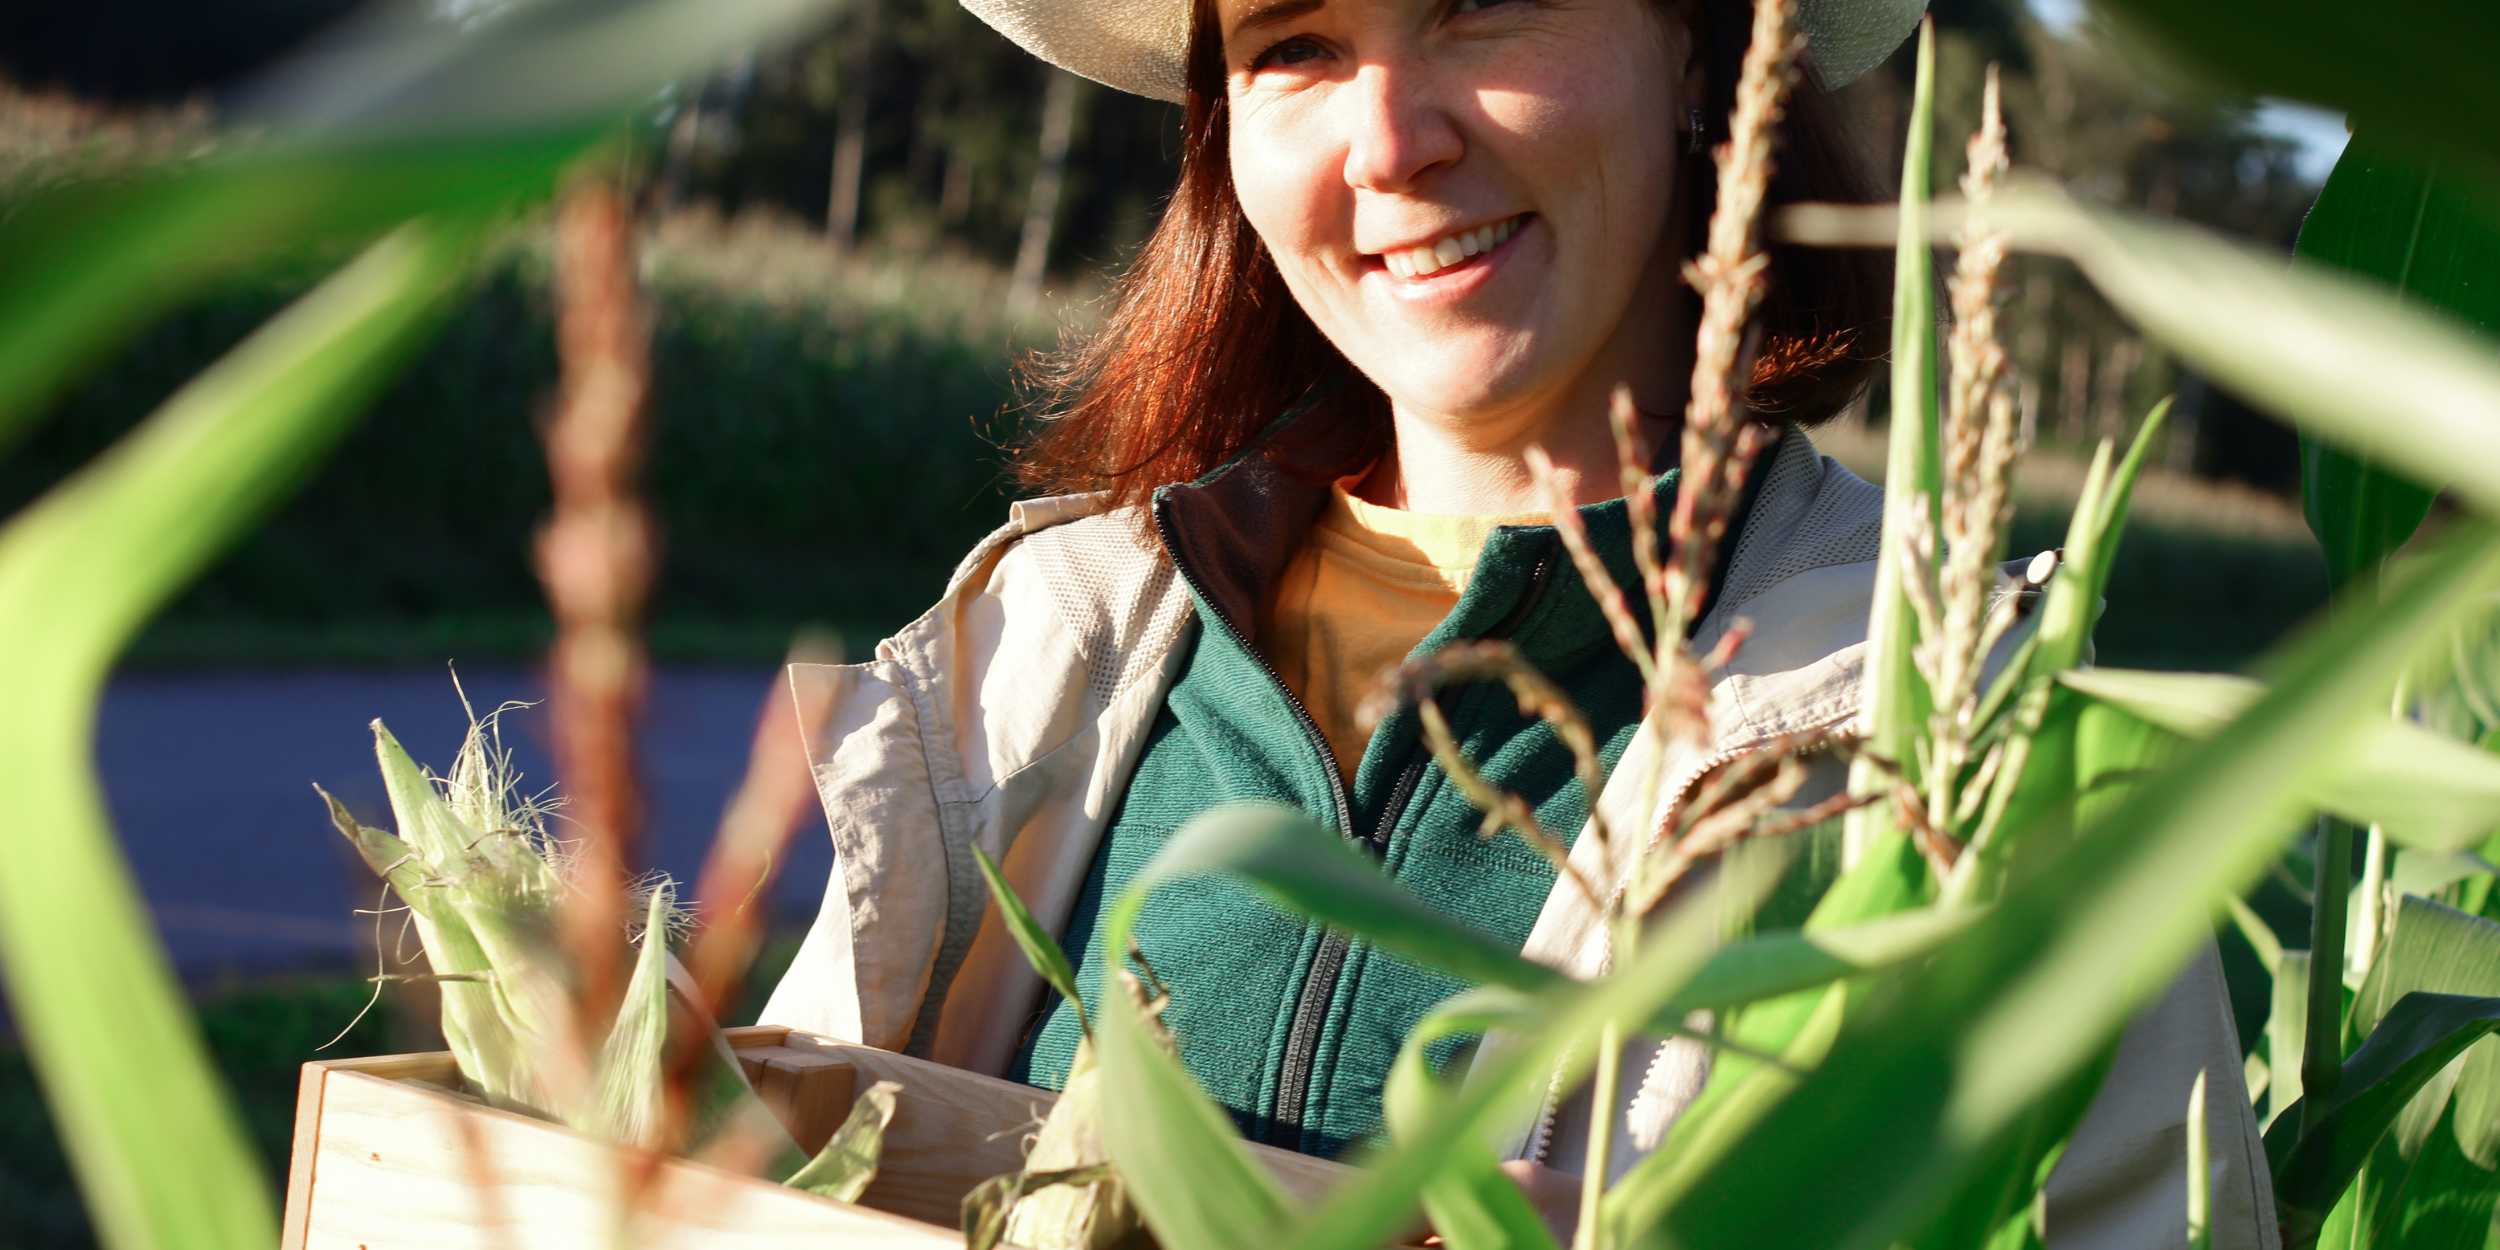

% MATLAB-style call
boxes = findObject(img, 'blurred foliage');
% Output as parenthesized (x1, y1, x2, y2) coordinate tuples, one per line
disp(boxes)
(660, 0, 1184, 272)
(0, 213, 1036, 665)
(0, 926, 809, 1250)
(0, 976, 397, 1250)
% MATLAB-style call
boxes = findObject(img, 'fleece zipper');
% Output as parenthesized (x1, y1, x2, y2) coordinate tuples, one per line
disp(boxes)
(1263, 544, 1558, 1151)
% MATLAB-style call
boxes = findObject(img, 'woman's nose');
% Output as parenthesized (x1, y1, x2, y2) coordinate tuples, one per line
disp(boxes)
(1339, 62, 1464, 193)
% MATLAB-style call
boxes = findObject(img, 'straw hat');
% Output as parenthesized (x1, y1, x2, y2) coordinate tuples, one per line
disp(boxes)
(961, 0, 1926, 104)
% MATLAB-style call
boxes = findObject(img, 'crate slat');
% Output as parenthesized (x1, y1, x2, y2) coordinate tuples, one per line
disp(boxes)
(284, 1028, 1360, 1247)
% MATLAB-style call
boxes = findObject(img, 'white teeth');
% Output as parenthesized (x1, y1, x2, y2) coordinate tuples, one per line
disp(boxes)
(1382, 215, 1523, 278)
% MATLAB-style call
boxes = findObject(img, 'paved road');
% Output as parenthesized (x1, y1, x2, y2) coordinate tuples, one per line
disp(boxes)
(93, 666, 835, 975)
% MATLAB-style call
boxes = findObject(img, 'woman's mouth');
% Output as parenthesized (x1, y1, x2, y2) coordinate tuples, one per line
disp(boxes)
(1378, 214, 1530, 279)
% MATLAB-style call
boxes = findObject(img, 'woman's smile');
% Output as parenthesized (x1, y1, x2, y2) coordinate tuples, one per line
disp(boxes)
(1222, 0, 1699, 489)
(1372, 211, 1531, 280)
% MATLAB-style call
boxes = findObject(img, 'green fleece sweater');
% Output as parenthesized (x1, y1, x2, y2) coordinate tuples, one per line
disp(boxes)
(1010, 442, 1732, 1159)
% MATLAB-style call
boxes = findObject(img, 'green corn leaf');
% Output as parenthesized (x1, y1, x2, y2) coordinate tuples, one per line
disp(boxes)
(1895, 1052, 2113, 1250)
(2346, 1097, 2500, 1250)
(1077, 802, 1746, 1250)
(240, 0, 850, 141)
(2227, 894, 2286, 974)
(0, 222, 475, 1250)
(0, 145, 581, 459)
(1811, 828, 1935, 928)
(1847, 16, 1939, 865)
(1987, 188, 2500, 522)
(2266, 992, 2500, 1244)
(2270, 951, 2314, 1132)
(2056, 669, 2264, 737)
(2347, 896, 2500, 1173)
(1663, 522, 2500, 1250)
(1093, 961, 1298, 1250)
(2071, 399, 2171, 626)
(2295, 124, 2500, 339)
(1998, 398, 2166, 709)
(1276, 844, 1782, 1250)
(1659, 904, 1986, 1017)
(2294, 132, 2500, 591)
(1112, 802, 1560, 993)
(2087, 0, 2500, 198)
(2061, 667, 2500, 852)
(2304, 439, 2440, 595)
(1156, 799, 1958, 1047)
(1605, 828, 1935, 1218)
(1605, 982, 1848, 1239)
(973, 845, 1091, 1029)
(2391, 848, 2499, 902)
(1384, 990, 1561, 1250)
(788, 1079, 903, 1204)
(2187, 1069, 2213, 1250)
(1782, 187, 2500, 523)
(1954, 405, 2169, 903)
(2454, 1040, 2500, 1174)
(1092, 817, 1301, 1250)
(2069, 687, 2187, 832)
(2307, 723, 2500, 853)
(1417, 1148, 1564, 1250)
(1084, 804, 1776, 1250)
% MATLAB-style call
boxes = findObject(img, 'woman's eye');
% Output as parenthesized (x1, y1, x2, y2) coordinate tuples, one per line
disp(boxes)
(1251, 37, 1327, 70)
(1452, 0, 1522, 13)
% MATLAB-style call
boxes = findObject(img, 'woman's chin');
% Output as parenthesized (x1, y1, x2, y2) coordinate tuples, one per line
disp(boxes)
(1348, 336, 1542, 414)
(1367, 371, 1548, 428)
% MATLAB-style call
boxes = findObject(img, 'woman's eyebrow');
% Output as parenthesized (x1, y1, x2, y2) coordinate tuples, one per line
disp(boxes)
(1230, 0, 1327, 38)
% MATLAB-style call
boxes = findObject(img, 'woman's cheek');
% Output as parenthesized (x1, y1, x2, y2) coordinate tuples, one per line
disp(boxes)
(1232, 120, 1352, 293)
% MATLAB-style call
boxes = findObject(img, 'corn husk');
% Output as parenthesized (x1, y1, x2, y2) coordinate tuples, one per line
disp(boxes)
(789, 1080, 904, 1203)
(963, 976, 1179, 1250)
(324, 707, 805, 1175)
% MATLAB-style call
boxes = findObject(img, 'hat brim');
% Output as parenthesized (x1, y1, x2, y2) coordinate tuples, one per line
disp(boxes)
(961, 0, 1926, 104)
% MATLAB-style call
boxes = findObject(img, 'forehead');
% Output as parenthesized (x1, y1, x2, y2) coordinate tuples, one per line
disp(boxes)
(1222, 0, 1329, 35)
(1214, 0, 1424, 39)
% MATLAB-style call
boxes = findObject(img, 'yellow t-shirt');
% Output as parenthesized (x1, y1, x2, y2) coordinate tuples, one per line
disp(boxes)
(1258, 485, 1551, 780)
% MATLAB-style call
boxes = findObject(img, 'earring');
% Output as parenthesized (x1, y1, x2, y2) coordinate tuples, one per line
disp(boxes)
(1687, 107, 1707, 155)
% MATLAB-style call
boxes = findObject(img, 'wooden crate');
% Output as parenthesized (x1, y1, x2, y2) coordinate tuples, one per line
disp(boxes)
(281, 1024, 1353, 1248)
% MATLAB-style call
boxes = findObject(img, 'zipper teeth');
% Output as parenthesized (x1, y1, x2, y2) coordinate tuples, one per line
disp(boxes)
(1152, 505, 1355, 835)
(1155, 501, 1356, 1149)
(1266, 545, 1558, 1150)
(1157, 489, 1565, 1151)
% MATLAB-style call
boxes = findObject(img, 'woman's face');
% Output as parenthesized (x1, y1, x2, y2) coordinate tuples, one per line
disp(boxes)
(1220, 0, 1698, 439)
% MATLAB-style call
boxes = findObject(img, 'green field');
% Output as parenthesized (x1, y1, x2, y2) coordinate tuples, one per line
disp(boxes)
(0, 212, 2329, 674)
(1, 217, 1047, 668)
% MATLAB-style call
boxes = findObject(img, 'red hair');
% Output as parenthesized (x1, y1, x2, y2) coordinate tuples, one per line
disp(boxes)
(1016, 0, 1890, 509)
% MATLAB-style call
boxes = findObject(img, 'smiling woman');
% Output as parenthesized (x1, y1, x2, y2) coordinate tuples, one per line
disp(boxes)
(755, 0, 2274, 1244)
(1014, 0, 1891, 515)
